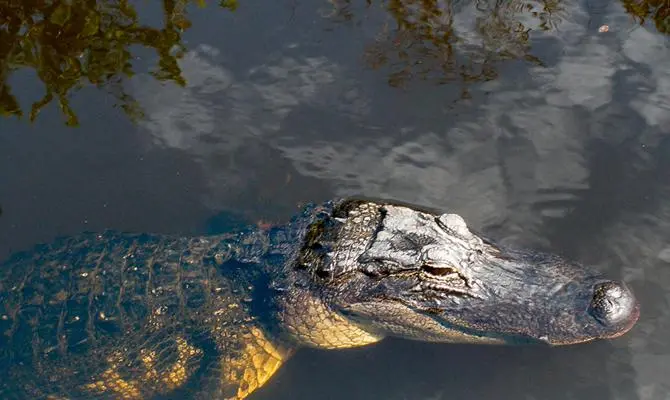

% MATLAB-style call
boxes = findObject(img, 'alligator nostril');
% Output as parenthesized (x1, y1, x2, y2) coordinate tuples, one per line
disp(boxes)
(589, 281, 637, 326)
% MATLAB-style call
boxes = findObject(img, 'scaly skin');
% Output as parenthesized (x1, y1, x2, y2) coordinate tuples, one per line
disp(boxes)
(0, 199, 640, 399)
(0, 229, 286, 400)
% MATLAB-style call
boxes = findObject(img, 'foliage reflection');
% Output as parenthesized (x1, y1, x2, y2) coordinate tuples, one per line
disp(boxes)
(0, 0, 666, 126)
(0, 0, 236, 126)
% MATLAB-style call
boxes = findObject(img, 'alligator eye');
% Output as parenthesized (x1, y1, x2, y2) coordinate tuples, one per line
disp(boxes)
(421, 264, 456, 276)
(588, 281, 637, 326)
(315, 268, 332, 279)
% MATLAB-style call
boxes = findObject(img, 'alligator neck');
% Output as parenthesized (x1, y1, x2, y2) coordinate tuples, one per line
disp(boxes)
(268, 200, 385, 349)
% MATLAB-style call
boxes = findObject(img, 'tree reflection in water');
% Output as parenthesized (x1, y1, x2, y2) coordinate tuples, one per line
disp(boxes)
(0, 0, 666, 126)
(0, 0, 236, 126)
(330, 0, 667, 88)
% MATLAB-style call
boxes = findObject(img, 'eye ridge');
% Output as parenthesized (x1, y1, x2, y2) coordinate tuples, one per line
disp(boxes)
(391, 233, 437, 253)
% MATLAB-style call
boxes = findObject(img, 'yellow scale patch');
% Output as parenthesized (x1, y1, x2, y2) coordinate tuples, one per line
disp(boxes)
(80, 328, 287, 400)
(221, 326, 288, 400)
(282, 294, 384, 350)
(82, 336, 202, 399)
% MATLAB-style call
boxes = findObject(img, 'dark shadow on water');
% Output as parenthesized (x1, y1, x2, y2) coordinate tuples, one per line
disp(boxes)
(255, 338, 636, 400)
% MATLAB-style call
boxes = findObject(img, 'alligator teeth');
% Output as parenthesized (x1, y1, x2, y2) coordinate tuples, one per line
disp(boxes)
(333, 217, 347, 224)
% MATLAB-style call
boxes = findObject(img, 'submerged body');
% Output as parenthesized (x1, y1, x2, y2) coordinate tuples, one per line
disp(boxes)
(0, 199, 639, 399)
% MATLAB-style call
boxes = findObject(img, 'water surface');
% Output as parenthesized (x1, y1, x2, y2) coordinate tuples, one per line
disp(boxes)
(1, 0, 669, 399)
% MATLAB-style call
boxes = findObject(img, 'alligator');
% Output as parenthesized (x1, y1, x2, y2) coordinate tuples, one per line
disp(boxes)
(0, 198, 639, 400)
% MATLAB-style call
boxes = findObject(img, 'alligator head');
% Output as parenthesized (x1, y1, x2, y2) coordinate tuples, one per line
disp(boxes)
(293, 199, 639, 346)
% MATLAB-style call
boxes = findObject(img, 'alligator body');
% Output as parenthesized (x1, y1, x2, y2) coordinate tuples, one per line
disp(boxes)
(0, 198, 640, 399)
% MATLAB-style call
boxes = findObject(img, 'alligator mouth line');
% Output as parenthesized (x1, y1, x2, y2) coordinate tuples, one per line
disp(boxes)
(422, 312, 555, 346)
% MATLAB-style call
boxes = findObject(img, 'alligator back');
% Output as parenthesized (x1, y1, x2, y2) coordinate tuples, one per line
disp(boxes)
(0, 230, 290, 400)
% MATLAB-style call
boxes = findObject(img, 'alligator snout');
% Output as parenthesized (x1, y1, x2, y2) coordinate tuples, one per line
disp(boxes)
(588, 281, 639, 335)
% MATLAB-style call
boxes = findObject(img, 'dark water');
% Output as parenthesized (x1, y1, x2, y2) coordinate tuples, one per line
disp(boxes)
(1, 0, 669, 399)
